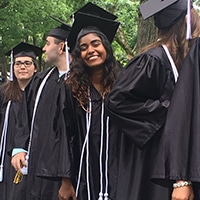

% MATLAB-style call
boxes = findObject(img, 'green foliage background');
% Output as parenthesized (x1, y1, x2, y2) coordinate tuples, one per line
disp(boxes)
(0, 0, 140, 74)
(0, 0, 200, 75)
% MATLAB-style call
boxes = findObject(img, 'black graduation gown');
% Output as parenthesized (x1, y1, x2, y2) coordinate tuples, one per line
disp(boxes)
(106, 46, 176, 200)
(0, 97, 22, 200)
(13, 67, 73, 200)
(64, 84, 119, 200)
(151, 38, 200, 199)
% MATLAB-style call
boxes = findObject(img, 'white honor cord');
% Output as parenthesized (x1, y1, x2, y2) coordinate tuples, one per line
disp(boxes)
(26, 68, 55, 162)
(10, 50, 13, 81)
(104, 116, 110, 200)
(76, 99, 92, 199)
(162, 45, 179, 83)
(0, 100, 11, 182)
(98, 100, 105, 200)
(86, 107, 91, 200)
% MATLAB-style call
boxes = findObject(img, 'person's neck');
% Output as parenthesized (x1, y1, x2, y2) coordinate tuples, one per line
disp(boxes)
(55, 56, 67, 72)
(18, 79, 31, 91)
(90, 67, 104, 95)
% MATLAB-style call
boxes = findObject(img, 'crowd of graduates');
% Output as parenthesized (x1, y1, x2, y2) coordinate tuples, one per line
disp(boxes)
(0, 1, 200, 200)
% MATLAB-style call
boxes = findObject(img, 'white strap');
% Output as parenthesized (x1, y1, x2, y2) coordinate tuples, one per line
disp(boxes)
(98, 100, 105, 200)
(65, 41, 70, 72)
(162, 45, 179, 83)
(76, 99, 92, 199)
(104, 116, 110, 200)
(26, 68, 55, 170)
(0, 100, 12, 181)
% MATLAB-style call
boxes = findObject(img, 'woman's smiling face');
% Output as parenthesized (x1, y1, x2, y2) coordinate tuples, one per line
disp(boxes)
(79, 33, 107, 68)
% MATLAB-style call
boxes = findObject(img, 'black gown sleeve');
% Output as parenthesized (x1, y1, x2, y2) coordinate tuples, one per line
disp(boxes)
(106, 49, 174, 149)
(151, 38, 200, 183)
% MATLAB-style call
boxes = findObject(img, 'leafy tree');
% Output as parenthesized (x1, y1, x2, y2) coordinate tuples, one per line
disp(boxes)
(1, 0, 199, 78)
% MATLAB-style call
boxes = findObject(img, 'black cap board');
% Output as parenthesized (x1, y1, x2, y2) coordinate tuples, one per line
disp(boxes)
(140, 0, 191, 29)
(67, 12, 120, 51)
(5, 42, 43, 59)
(72, 2, 117, 20)
(48, 16, 71, 41)
(139, 0, 178, 19)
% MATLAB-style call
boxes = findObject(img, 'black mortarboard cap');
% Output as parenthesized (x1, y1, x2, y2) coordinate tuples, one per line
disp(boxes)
(5, 42, 42, 81)
(67, 12, 120, 51)
(72, 2, 117, 20)
(48, 16, 71, 41)
(140, 0, 190, 29)
(5, 42, 43, 59)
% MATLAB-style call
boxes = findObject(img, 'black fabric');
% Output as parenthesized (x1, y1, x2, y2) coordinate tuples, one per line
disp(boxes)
(48, 27, 71, 41)
(151, 38, 200, 195)
(5, 42, 42, 59)
(139, 0, 178, 20)
(140, 0, 190, 29)
(64, 84, 119, 200)
(154, 0, 188, 29)
(0, 97, 22, 200)
(72, 2, 117, 20)
(13, 67, 74, 200)
(106, 46, 176, 199)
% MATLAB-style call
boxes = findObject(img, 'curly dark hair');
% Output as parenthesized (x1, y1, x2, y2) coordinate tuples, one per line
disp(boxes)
(66, 31, 121, 107)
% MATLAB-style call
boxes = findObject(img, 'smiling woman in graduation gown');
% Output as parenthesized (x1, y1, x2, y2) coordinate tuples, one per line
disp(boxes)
(65, 8, 121, 200)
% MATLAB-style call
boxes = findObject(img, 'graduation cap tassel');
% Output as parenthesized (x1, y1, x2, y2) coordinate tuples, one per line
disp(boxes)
(72, 14, 75, 24)
(186, 0, 192, 39)
(10, 49, 14, 81)
(64, 40, 70, 80)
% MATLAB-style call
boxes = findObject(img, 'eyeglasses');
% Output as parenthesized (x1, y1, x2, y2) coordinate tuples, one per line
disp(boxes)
(14, 61, 33, 68)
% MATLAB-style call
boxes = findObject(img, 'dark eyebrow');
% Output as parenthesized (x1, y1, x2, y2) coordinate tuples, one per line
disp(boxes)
(80, 39, 101, 46)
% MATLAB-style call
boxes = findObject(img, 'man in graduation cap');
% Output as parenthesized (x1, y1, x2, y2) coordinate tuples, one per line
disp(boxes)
(106, 0, 200, 199)
(11, 19, 76, 200)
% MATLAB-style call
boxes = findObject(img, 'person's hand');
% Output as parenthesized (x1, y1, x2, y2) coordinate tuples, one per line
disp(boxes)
(58, 177, 77, 200)
(11, 152, 27, 171)
(172, 185, 194, 200)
